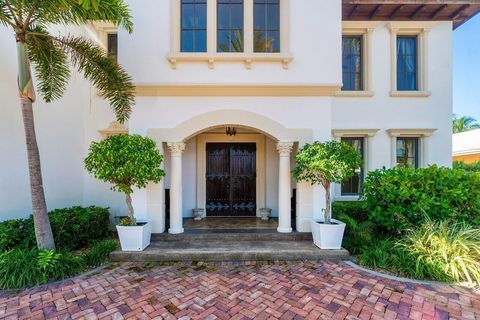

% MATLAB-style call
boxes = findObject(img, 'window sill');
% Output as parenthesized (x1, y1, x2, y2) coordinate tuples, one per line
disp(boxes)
(166, 52, 294, 70)
(389, 90, 431, 98)
(334, 195, 361, 202)
(335, 90, 374, 98)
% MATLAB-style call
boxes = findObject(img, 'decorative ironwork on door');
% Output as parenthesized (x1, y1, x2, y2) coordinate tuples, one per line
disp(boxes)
(206, 143, 256, 216)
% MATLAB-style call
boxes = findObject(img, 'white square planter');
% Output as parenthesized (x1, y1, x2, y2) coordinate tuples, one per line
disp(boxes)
(310, 219, 346, 250)
(116, 222, 152, 251)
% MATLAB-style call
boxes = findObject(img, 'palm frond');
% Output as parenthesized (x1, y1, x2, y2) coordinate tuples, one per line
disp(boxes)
(34, 0, 133, 33)
(53, 35, 134, 123)
(26, 30, 70, 102)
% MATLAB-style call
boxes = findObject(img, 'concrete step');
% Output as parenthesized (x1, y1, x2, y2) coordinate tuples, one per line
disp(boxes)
(151, 231, 312, 242)
(110, 240, 350, 262)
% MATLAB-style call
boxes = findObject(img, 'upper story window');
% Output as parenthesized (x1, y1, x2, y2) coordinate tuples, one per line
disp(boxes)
(341, 137, 364, 195)
(253, 0, 280, 53)
(181, 0, 207, 52)
(396, 137, 419, 169)
(342, 36, 363, 91)
(397, 36, 418, 91)
(217, 0, 244, 52)
(107, 33, 118, 62)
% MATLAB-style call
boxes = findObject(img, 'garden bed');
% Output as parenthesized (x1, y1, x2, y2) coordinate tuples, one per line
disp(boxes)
(333, 165, 480, 287)
(0, 206, 119, 289)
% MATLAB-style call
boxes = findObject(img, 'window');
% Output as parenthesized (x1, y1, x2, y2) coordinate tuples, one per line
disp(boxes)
(396, 137, 419, 168)
(342, 36, 363, 91)
(397, 36, 418, 91)
(253, 0, 280, 53)
(217, 0, 244, 52)
(341, 137, 364, 195)
(181, 0, 207, 52)
(107, 33, 118, 61)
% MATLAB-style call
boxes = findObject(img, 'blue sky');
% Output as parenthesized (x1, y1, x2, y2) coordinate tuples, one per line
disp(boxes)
(454, 14, 480, 120)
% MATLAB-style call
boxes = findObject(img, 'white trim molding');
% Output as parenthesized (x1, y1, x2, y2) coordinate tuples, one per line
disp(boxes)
(196, 133, 266, 218)
(387, 128, 437, 168)
(387, 22, 436, 98)
(169, 0, 292, 69)
(332, 129, 379, 138)
(87, 21, 117, 52)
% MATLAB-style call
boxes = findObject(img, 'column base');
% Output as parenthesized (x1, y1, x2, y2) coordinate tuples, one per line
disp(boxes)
(168, 228, 184, 234)
(277, 227, 293, 233)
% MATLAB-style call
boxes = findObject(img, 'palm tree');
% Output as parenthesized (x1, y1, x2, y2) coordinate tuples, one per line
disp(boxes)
(453, 115, 480, 133)
(0, 0, 135, 250)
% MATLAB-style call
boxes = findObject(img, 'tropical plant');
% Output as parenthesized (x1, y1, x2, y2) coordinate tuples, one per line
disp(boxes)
(453, 114, 480, 133)
(363, 165, 480, 233)
(0, 248, 84, 289)
(81, 239, 119, 267)
(0, 0, 135, 249)
(84, 135, 165, 226)
(396, 220, 480, 284)
(293, 141, 363, 224)
(336, 213, 375, 254)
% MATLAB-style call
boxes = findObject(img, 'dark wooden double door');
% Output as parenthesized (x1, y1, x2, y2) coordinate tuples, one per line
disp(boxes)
(206, 143, 256, 217)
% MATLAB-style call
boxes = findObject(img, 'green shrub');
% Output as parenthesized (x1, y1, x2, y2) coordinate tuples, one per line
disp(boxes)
(332, 201, 368, 222)
(396, 220, 480, 284)
(0, 249, 84, 289)
(363, 165, 480, 233)
(337, 213, 375, 255)
(81, 239, 119, 268)
(453, 161, 480, 173)
(358, 239, 400, 270)
(0, 206, 110, 251)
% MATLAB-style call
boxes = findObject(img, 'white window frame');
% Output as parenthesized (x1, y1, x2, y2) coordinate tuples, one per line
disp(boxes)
(387, 22, 436, 98)
(168, 0, 292, 69)
(387, 129, 437, 168)
(336, 21, 379, 98)
(332, 129, 379, 201)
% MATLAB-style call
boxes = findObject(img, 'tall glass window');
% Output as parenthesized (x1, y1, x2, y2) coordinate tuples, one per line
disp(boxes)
(217, 0, 244, 52)
(253, 0, 280, 53)
(107, 33, 118, 62)
(342, 36, 363, 91)
(397, 36, 418, 91)
(341, 137, 364, 195)
(181, 0, 207, 52)
(396, 137, 419, 169)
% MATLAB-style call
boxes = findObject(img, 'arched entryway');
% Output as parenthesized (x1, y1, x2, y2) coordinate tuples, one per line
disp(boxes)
(147, 110, 314, 234)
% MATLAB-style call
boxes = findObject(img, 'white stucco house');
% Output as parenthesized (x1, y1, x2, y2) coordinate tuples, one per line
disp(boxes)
(1, 0, 478, 233)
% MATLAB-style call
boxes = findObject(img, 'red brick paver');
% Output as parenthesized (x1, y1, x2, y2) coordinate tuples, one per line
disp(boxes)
(0, 261, 479, 319)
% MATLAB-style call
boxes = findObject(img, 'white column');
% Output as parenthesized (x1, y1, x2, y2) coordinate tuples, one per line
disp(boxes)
(167, 142, 186, 234)
(277, 142, 294, 233)
(422, 136, 430, 167)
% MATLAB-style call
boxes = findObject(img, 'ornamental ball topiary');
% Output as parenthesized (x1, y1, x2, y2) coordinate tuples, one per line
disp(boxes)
(293, 141, 363, 224)
(84, 134, 165, 226)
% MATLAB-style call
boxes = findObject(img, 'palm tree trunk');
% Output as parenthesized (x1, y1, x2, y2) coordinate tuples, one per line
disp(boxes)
(17, 38, 55, 250)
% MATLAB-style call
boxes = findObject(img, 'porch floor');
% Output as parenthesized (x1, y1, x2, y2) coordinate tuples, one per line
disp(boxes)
(183, 217, 278, 230)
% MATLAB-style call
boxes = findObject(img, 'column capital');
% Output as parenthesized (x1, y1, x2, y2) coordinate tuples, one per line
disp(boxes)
(167, 142, 186, 155)
(277, 142, 294, 156)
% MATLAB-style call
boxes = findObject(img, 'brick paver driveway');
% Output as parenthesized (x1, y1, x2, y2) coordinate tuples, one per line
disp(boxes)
(1, 261, 479, 320)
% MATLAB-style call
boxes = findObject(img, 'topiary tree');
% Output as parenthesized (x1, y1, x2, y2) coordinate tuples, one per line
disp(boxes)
(84, 134, 165, 226)
(293, 141, 363, 224)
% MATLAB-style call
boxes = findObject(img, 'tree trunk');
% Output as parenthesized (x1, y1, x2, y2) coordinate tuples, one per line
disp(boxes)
(21, 100, 56, 250)
(17, 39, 56, 250)
(324, 182, 331, 224)
(125, 193, 135, 225)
